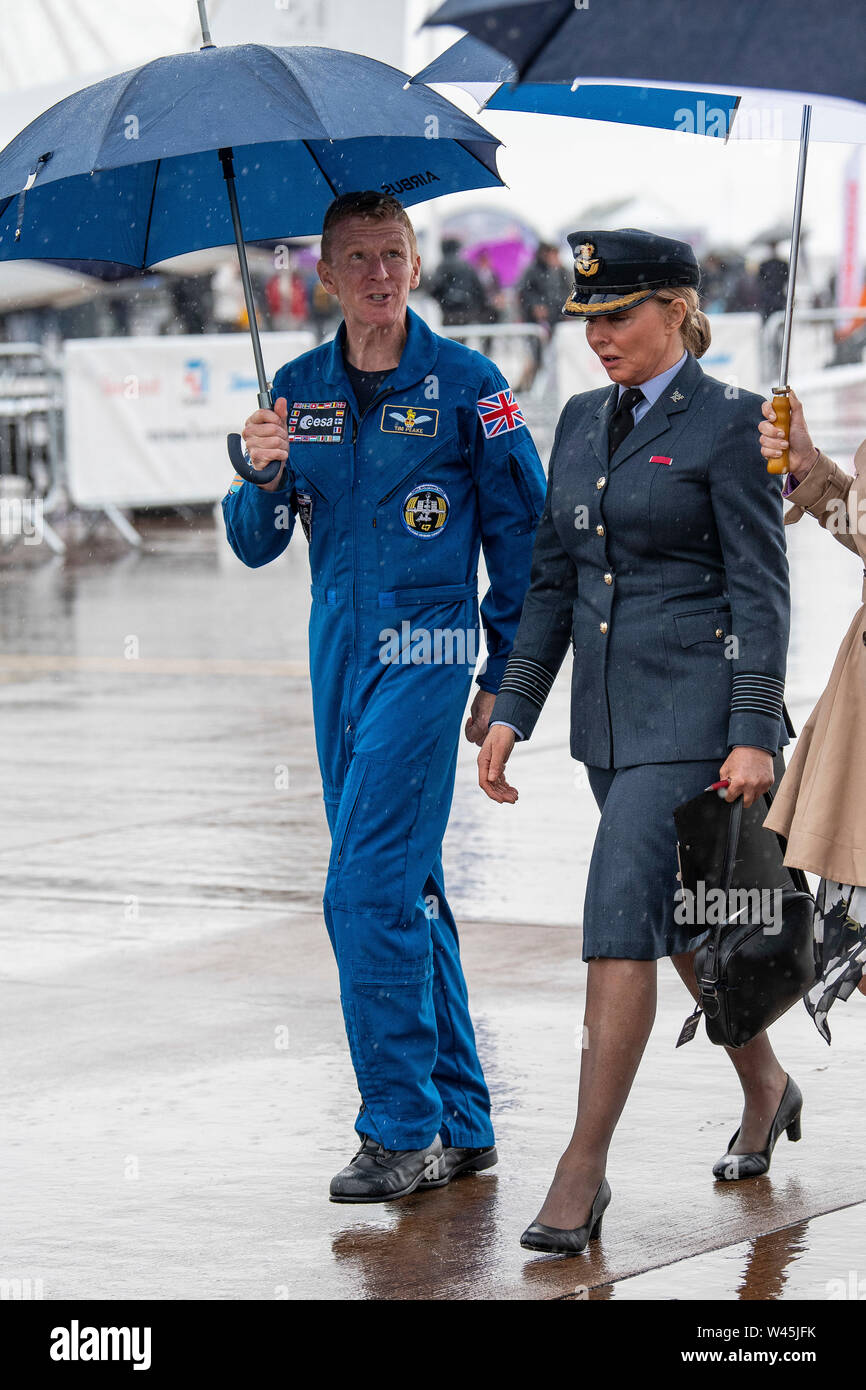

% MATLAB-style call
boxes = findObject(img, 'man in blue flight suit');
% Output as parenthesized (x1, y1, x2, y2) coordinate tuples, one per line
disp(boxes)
(222, 191, 545, 1203)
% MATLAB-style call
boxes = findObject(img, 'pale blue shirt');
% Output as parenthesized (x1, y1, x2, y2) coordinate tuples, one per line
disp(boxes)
(491, 351, 689, 741)
(621, 350, 688, 423)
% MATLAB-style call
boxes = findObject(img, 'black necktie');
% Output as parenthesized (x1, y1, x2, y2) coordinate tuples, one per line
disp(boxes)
(608, 387, 644, 459)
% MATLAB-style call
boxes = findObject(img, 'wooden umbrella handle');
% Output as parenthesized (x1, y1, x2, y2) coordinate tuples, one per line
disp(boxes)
(767, 388, 790, 474)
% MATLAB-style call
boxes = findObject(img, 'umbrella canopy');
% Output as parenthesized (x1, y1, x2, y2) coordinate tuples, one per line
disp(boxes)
(413, 30, 866, 142)
(425, 0, 865, 108)
(423, 0, 866, 468)
(463, 237, 534, 287)
(0, 259, 107, 311)
(0, 44, 503, 267)
(413, 33, 739, 131)
(0, 32, 505, 484)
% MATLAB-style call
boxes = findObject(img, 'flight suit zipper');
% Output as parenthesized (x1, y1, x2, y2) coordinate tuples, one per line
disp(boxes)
(336, 768, 367, 863)
(345, 382, 417, 736)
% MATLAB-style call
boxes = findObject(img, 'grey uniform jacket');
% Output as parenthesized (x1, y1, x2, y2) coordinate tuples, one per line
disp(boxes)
(492, 353, 791, 768)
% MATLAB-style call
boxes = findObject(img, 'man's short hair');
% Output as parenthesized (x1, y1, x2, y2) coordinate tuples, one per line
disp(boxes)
(320, 191, 418, 262)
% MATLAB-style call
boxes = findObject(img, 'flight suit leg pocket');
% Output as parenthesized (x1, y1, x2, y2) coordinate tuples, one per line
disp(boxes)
(325, 754, 428, 929)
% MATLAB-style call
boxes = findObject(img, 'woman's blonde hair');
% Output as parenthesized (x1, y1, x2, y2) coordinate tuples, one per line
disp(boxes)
(653, 286, 711, 358)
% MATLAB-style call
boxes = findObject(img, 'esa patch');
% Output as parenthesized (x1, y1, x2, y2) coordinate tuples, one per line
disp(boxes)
(401, 483, 450, 539)
(287, 400, 347, 443)
(381, 404, 439, 437)
(476, 389, 525, 438)
(295, 491, 313, 542)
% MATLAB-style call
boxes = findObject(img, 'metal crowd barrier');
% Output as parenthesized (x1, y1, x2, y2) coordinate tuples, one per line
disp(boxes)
(761, 308, 866, 463)
(438, 322, 558, 462)
(762, 306, 866, 381)
(0, 342, 65, 554)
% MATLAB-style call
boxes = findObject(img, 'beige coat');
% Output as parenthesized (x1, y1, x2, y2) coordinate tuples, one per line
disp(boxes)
(764, 444, 866, 885)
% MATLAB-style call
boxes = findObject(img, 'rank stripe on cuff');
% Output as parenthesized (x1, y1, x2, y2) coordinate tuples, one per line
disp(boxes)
(730, 673, 785, 719)
(497, 656, 556, 708)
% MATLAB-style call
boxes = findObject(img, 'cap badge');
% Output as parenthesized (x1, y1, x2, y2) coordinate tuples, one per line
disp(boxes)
(575, 241, 601, 278)
(670, 388, 684, 402)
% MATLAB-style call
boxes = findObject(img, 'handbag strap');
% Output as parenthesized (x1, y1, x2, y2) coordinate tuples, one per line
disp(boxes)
(720, 795, 743, 896)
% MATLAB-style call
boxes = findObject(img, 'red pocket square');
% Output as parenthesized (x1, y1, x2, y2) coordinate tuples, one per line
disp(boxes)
(650, 454, 672, 465)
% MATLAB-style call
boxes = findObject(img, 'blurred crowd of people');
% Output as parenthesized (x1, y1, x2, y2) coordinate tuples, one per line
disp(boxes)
(0, 235, 857, 377)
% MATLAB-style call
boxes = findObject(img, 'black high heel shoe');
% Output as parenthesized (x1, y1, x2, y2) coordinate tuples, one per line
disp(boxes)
(712, 1074, 803, 1181)
(520, 1178, 611, 1255)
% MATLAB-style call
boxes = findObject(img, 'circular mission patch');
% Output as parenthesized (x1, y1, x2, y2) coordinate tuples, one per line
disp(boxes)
(401, 483, 450, 539)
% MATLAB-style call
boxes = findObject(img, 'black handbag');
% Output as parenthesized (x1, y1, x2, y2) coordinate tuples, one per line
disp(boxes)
(674, 787, 817, 1049)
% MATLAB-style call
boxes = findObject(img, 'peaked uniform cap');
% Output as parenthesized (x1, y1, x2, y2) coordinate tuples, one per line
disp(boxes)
(563, 227, 701, 317)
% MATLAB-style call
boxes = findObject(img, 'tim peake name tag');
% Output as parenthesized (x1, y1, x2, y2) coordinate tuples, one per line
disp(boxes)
(380, 404, 439, 437)
(288, 400, 347, 443)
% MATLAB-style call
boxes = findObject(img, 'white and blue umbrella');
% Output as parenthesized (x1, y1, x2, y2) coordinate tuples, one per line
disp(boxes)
(422, 0, 866, 466)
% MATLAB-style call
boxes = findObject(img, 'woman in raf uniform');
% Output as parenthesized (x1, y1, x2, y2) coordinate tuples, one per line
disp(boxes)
(478, 229, 798, 1255)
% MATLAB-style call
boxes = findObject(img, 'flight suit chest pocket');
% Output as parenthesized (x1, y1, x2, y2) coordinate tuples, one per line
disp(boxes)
(673, 608, 732, 647)
(374, 437, 466, 589)
(289, 444, 348, 506)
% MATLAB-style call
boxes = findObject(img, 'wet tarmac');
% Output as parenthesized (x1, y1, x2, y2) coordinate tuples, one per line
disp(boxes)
(1, 509, 864, 1300)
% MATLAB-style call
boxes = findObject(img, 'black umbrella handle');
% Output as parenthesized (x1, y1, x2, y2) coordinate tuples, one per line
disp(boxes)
(226, 432, 284, 486)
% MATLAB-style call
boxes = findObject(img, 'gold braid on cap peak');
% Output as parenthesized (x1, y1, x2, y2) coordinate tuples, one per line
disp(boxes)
(563, 287, 655, 316)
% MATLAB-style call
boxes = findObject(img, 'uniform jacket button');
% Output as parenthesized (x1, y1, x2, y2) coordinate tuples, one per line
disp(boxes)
(604, 572, 613, 585)
(596, 524, 605, 536)
(596, 477, 606, 490)
(715, 627, 724, 638)
(600, 621, 608, 634)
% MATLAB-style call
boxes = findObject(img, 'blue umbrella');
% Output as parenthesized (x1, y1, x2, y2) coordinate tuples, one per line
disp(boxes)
(423, 0, 866, 467)
(0, 4, 503, 484)
(412, 33, 738, 130)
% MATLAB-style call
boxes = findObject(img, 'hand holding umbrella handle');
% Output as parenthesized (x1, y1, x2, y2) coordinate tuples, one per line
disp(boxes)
(226, 432, 284, 486)
(767, 388, 791, 474)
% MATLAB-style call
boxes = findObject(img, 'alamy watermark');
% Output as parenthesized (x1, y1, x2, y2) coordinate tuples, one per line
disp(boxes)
(378, 622, 479, 667)
(674, 882, 784, 934)
(0, 496, 44, 544)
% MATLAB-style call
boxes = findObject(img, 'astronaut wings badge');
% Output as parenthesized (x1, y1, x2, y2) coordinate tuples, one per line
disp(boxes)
(575, 242, 601, 277)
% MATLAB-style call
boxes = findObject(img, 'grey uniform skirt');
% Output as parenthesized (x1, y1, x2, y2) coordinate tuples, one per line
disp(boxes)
(582, 756, 785, 962)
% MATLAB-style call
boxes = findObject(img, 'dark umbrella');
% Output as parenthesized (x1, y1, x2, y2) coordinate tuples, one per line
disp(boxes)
(424, 0, 863, 99)
(424, 0, 866, 470)
(0, 2, 504, 485)
(412, 32, 739, 129)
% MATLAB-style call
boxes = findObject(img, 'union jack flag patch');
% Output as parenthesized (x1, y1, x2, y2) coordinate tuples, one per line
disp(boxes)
(476, 389, 526, 438)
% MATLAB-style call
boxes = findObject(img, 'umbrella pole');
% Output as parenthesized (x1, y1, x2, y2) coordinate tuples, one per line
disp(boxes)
(196, 0, 214, 47)
(768, 104, 811, 475)
(218, 146, 283, 484)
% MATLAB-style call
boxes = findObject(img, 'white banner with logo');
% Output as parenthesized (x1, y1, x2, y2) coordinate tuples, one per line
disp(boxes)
(64, 332, 315, 507)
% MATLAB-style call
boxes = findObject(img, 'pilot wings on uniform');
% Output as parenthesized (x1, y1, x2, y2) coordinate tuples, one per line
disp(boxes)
(380, 404, 440, 436)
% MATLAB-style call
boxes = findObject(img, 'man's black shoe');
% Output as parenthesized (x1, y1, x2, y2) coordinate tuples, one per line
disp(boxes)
(329, 1134, 444, 1203)
(421, 1143, 499, 1188)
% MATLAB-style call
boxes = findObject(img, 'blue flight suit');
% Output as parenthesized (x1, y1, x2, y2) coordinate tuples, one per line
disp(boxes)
(222, 307, 545, 1149)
